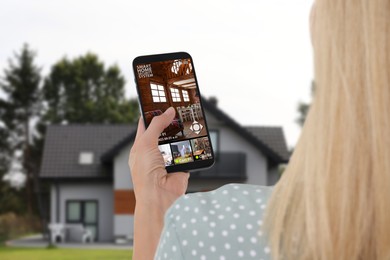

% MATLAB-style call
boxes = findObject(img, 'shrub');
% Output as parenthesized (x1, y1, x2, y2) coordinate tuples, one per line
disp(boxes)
(0, 213, 41, 244)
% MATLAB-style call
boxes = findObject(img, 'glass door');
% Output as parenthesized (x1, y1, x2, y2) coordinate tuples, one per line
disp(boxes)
(66, 200, 98, 241)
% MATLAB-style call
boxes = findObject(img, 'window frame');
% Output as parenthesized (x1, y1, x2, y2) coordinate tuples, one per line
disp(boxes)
(65, 200, 99, 241)
(150, 82, 167, 103)
(182, 90, 190, 102)
(170, 87, 181, 102)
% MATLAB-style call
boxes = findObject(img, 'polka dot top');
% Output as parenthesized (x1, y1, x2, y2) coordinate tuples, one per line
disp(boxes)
(154, 183, 273, 260)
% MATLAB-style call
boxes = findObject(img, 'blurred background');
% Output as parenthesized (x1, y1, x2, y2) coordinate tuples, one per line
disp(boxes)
(0, 0, 314, 259)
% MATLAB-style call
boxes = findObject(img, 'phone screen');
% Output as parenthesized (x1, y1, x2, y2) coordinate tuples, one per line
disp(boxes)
(133, 52, 214, 172)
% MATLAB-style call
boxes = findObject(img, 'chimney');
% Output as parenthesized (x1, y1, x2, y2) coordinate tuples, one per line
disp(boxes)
(208, 96, 218, 106)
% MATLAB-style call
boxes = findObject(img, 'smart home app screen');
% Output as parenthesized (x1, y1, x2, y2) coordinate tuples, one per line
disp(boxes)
(135, 58, 213, 167)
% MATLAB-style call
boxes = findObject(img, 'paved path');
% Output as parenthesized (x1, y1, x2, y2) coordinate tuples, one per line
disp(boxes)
(7, 234, 133, 250)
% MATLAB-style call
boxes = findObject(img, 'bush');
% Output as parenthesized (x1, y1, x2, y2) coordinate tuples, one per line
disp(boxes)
(0, 213, 41, 244)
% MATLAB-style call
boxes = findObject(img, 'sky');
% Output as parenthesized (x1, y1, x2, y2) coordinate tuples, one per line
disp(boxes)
(0, 0, 315, 148)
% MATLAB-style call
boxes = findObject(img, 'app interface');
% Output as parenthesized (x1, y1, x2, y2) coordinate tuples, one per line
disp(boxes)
(135, 58, 213, 166)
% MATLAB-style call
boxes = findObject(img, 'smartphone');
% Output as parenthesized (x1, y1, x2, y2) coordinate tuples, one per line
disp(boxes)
(132, 52, 215, 173)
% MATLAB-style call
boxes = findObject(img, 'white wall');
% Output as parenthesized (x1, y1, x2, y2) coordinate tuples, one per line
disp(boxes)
(50, 182, 114, 242)
(114, 215, 134, 238)
(114, 145, 133, 190)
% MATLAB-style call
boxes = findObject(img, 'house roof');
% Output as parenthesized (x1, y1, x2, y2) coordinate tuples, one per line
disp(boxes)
(40, 98, 289, 179)
(40, 124, 135, 179)
(201, 99, 289, 164)
(245, 126, 290, 162)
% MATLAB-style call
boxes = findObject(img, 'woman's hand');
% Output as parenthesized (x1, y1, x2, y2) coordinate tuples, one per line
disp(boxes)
(129, 107, 189, 260)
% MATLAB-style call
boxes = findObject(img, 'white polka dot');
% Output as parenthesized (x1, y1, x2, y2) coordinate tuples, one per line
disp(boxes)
(238, 250, 244, 257)
(192, 230, 198, 236)
(184, 206, 190, 211)
(172, 245, 177, 252)
(233, 185, 239, 189)
(230, 224, 236, 230)
(256, 189, 262, 193)
(182, 240, 188, 246)
(208, 231, 214, 238)
(194, 207, 199, 213)
(251, 237, 257, 243)
(169, 214, 174, 219)
(258, 230, 263, 236)
(246, 224, 253, 230)
(199, 241, 204, 247)
(164, 252, 168, 258)
(182, 223, 187, 229)
(210, 222, 216, 228)
(166, 231, 170, 237)
(225, 207, 231, 212)
(238, 236, 244, 243)
(214, 204, 221, 209)
(192, 249, 197, 256)
(250, 250, 257, 257)
(233, 213, 240, 218)
(261, 204, 267, 209)
(239, 205, 245, 210)
(256, 198, 262, 204)
(264, 246, 271, 254)
(258, 220, 263, 226)
(218, 215, 225, 220)
(184, 195, 190, 199)
(210, 245, 216, 252)
(224, 243, 231, 250)
(220, 256, 226, 260)
(175, 204, 180, 209)
(202, 216, 208, 222)
(175, 215, 181, 221)
(249, 210, 256, 216)
(231, 197, 238, 202)
(212, 200, 218, 204)
(243, 190, 249, 195)
(201, 199, 207, 204)
(191, 218, 197, 223)
(200, 255, 206, 260)
(222, 230, 228, 236)
(222, 190, 228, 195)
(209, 210, 216, 215)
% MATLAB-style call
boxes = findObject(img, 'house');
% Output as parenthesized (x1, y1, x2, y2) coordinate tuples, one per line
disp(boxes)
(39, 98, 289, 242)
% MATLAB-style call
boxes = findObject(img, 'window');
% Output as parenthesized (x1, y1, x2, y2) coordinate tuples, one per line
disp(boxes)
(182, 90, 190, 102)
(66, 200, 98, 241)
(150, 83, 167, 103)
(171, 60, 182, 74)
(79, 152, 94, 165)
(209, 130, 219, 156)
(170, 88, 181, 102)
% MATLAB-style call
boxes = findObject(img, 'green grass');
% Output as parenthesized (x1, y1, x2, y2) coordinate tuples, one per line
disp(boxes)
(0, 246, 133, 260)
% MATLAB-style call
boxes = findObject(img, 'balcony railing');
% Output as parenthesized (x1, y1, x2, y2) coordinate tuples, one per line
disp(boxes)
(190, 152, 246, 180)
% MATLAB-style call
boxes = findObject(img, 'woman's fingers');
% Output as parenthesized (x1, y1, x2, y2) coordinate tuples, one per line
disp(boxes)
(134, 116, 146, 144)
(144, 107, 176, 144)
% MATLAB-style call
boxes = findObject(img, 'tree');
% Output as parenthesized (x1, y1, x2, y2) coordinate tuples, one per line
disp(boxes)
(0, 44, 42, 216)
(42, 53, 138, 125)
(296, 80, 316, 127)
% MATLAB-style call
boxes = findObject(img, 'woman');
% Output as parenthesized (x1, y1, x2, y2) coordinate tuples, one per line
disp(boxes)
(129, 0, 390, 259)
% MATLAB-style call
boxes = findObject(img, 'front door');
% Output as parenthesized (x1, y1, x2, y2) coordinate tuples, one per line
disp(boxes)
(66, 200, 98, 240)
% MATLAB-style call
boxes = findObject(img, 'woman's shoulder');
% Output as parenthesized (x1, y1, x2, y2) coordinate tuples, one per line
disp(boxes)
(166, 183, 273, 219)
(159, 183, 273, 259)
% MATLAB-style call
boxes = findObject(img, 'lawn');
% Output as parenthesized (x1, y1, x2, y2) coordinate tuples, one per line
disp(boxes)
(0, 247, 133, 260)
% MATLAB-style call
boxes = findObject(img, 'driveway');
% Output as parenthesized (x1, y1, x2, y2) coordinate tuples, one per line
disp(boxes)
(7, 234, 133, 250)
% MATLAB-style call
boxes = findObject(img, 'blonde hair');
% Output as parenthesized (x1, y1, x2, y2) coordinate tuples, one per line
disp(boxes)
(264, 0, 390, 259)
